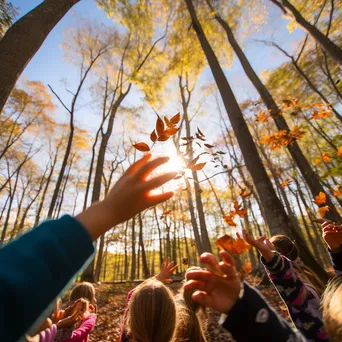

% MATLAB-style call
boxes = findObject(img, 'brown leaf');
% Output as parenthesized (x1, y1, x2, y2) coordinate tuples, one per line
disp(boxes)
(164, 116, 173, 128)
(187, 155, 200, 169)
(223, 216, 236, 227)
(150, 130, 157, 143)
(198, 188, 203, 194)
(164, 126, 178, 137)
(191, 162, 207, 171)
(197, 127, 205, 137)
(163, 209, 172, 215)
(133, 142, 150, 152)
(240, 188, 252, 197)
(182, 258, 189, 265)
(216, 234, 251, 255)
(204, 143, 214, 148)
(156, 116, 165, 136)
(170, 112, 181, 125)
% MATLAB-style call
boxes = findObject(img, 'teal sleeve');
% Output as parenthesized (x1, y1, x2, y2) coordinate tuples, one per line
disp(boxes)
(0, 215, 94, 342)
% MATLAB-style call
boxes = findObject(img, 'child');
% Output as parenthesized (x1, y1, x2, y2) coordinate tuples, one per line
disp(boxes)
(184, 251, 306, 342)
(242, 229, 327, 341)
(126, 279, 177, 342)
(0, 154, 177, 342)
(68, 282, 97, 312)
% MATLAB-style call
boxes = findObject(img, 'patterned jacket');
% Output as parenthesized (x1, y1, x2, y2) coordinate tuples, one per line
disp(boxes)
(261, 253, 328, 342)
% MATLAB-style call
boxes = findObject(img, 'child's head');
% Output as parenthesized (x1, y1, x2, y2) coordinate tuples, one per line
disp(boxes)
(322, 277, 342, 342)
(128, 279, 176, 342)
(69, 282, 96, 305)
(174, 267, 207, 342)
(270, 235, 325, 296)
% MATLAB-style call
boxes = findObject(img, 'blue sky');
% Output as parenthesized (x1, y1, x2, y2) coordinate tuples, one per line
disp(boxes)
(10, 0, 306, 155)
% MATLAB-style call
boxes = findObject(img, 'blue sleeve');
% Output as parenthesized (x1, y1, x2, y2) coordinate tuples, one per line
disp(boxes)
(221, 282, 306, 342)
(0, 215, 94, 342)
(329, 249, 342, 277)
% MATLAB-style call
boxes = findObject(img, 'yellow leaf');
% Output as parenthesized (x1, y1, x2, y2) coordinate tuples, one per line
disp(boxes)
(314, 192, 326, 205)
(338, 146, 342, 157)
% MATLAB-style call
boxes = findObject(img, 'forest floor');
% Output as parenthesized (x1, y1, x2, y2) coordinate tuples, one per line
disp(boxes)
(90, 276, 290, 341)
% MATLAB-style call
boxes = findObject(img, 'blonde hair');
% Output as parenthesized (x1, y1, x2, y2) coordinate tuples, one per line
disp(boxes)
(128, 279, 176, 342)
(69, 282, 96, 305)
(322, 277, 342, 342)
(270, 235, 325, 297)
(174, 267, 207, 342)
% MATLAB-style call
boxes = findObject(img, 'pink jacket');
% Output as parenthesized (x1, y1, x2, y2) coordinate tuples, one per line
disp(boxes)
(63, 313, 96, 342)
(39, 324, 57, 342)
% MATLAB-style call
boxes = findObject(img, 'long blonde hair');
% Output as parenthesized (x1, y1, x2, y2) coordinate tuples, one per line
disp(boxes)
(69, 282, 96, 305)
(270, 235, 325, 297)
(175, 267, 207, 342)
(128, 279, 176, 342)
(322, 277, 342, 342)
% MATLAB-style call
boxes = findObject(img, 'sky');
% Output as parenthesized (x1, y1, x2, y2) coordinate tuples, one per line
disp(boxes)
(8, 0, 307, 217)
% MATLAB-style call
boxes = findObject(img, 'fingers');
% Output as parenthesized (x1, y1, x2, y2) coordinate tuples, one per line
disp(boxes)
(265, 239, 275, 250)
(135, 157, 170, 180)
(322, 220, 332, 229)
(186, 270, 213, 283)
(219, 250, 235, 267)
(242, 229, 252, 243)
(184, 279, 209, 293)
(126, 154, 152, 175)
(142, 172, 178, 192)
(147, 191, 174, 207)
(200, 253, 224, 276)
(169, 264, 179, 273)
(219, 251, 237, 278)
(167, 260, 174, 269)
(191, 291, 214, 308)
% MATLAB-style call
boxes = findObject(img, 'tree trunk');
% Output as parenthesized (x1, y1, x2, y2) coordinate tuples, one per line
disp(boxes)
(124, 220, 129, 279)
(213, 11, 341, 222)
(0, 0, 80, 114)
(138, 213, 150, 279)
(275, 0, 342, 64)
(184, 0, 329, 282)
(154, 207, 164, 266)
(130, 217, 136, 280)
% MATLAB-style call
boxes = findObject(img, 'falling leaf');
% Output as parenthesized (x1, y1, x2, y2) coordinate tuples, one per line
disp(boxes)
(198, 188, 203, 194)
(187, 155, 200, 169)
(156, 116, 165, 136)
(164, 126, 178, 137)
(333, 186, 342, 197)
(133, 142, 150, 152)
(314, 192, 326, 205)
(191, 162, 207, 171)
(318, 206, 329, 218)
(240, 188, 252, 197)
(314, 158, 322, 167)
(233, 202, 248, 218)
(170, 113, 181, 125)
(241, 262, 252, 274)
(196, 142, 201, 148)
(321, 152, 332, 163)
(223, 215, 237, 227)
(204, 143, 214, 148)
(338, 146, 342, 157)
(150, 130, 157, 143)
(158, 134, 169, 142)
(216, 151, 225, 155)
(256, 111, 270, 123)
(182, 258, 189, 265)
(281, 179, 292, 188)
(197, 127, 205, 137)
(164, 116, 172, 128)
(163, 209, 172, 215)
(216, 234, 251, 255)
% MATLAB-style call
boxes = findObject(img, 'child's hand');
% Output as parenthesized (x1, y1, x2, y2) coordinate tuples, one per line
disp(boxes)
(56, 311, 81, 329)
(184, 251, 241, 313)
(155, 257, 178, 283)
(322, 221, 342, 253)
(77, 154, 177, 240)
(242, 229, 274, 262)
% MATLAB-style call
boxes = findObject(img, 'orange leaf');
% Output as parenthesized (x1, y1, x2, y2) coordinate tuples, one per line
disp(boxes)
(233, 202, 247, 218)
(314, 158, 322, 166)
(338, 146, 342, 157)
(256, 111, 270, 123)
(314, 192, 326, 205)
(156, 116, 165, 136)
(204, 143, 214, 148)
(223, 215, 237, 227)
(187, 155, 200, 169)
(240, 188, 252, 197)
(321, 152, 332, 163)
(281, 179, 292, 188)
(164, 116, 173, 128)
(318, 206, 329, 218)
(191, 162, 206, 171)
(216, 235, 251, 255)
(133, 142, 150, 152)
(163, 209, 172, 215)
(150, 130, 157, 143)
(164, 126, 178, 137)
(158, 134, 169, 142)
(333, 186, 342, 197)
(241, 262, 252, 274)
(170, 113, 181, 125)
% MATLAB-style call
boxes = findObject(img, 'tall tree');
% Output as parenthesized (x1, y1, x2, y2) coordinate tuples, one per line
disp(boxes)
(0, 0, 80, 113)
(184, 0, 328, 281)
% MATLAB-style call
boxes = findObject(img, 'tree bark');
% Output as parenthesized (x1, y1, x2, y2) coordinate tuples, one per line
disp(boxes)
(184, 0, 329, 282)
(130, 217, 136, 280)
(0, 0, 80, 114)
(138, 213, 150, 279)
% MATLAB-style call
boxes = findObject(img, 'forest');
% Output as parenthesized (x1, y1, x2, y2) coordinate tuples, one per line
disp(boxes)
(0, 0, 342, 340)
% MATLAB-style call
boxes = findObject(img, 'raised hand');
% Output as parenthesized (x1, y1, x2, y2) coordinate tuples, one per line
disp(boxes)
(322, 220, 342, 253)
(155, 257, 179, 283)
(77, 154, 177, 240)
(184, 251, 241, 314)
(56, 311, 81, 329)
(242, 229, 274, 262)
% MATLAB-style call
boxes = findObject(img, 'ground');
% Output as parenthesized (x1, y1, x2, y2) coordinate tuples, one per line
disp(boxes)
(89, 276, 290, 341)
